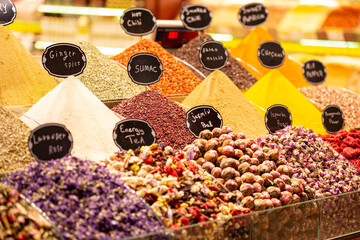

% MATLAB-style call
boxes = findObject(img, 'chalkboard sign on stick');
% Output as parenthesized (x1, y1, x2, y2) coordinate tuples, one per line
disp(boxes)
(199, 41, 228, 70)
(127, 53, 163, 85)
(0, 0, 16, 26)
(186, 105, 223, 137)
(257, 41, 285, 69)
(120, 7, 157, 36)
(238, 3, 268, 27)
(302, 60, 327, 85)
(322, 105, 344, 134)
(180, 4, 212, 31)
(265, 104, 292, 134)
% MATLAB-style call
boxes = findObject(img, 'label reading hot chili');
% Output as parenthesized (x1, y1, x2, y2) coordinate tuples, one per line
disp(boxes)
(322, 105, 344, 134)
(28, 123, 73, 162)
(199, 41, 228, 70)
(0, 0, 16, 26)
(42, 43, 87, 78)
(302, 60, 327, 85)
(238, 3, 268, 27)
(186, 105, 223, 137)
(127, 53, 163, 85)
(120, 8, 157, 36)
(257, 41, 285, 69)
(265, 105, 292, 134)
(180, 4, 212, 31)
(113, 119, 156, 150)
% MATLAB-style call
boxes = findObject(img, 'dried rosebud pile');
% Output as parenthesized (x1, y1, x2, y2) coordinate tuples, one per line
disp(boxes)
(4, 157, 164, 240)
(321, 129, 360, 169)
(259, 126, 360, 198)
(0, 184, 62, 240)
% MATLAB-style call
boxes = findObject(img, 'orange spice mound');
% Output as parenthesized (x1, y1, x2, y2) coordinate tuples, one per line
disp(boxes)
(111, 39, 202, 95)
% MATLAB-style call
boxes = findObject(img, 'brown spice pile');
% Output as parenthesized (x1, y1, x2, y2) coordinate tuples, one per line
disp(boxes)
(111, 39, 202, 95)
(0, 106, 34, 176)
(112, 90, 196, 149)
(173, 34, 258, 90)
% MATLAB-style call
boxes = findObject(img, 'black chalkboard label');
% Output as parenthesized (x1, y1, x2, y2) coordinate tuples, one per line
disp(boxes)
(186, 105, 223, 137)
(322, 105, 344, 134)
(113, 119, 156, 150)
(42, 43, 87, 78)
(127, 53, 163, 85)
(257, 41, 285, 69)
(302, 60, 327, 85)
(120, 8, 156, 36)
(238, 3, 268, 27)
(265, 105, 292, 134)
(199, 41, 228, 70)
(0, 0, 16, 26)
(180, 4, 212, 31)
(28, 123, 73, 162)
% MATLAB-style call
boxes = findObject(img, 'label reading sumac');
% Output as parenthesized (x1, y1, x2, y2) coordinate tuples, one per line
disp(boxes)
(302, 60, 327, 85)
(265, 105, 292, 134)
(238, 3, 268, 27)
(127, 53, 163, 85)
(42, 43, 86, 78)
(113, 119, 156, 150)
(0, 0, 16, 26)
(257, 41, 285, 69)
(186, 105, 223, 137)
(180, 5, 212, 31)
(28, 123, 73, 162)
(199, 41, 228, 70)
(120, 8, 156, 36)
(322, 105, 344, 134)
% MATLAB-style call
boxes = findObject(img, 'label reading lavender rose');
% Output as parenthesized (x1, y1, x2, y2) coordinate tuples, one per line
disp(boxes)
(28, 123, 73, 162)
(113, 119, 156, 150)
(238, 3, 268, 27)
(302, 60, 327, 85)
(180, 4, 212, 31)
(186, 105, 223, 137)
(265, 105, 292, 134)
(322, 105, 344, 134)
(0, 0, 16, 26)
(199, 41, 228, 70)
(257, 41, 285, 69)
(120, 8, 157, 36)
(42, 43, 87, 78)
(127, 53, 163, 85)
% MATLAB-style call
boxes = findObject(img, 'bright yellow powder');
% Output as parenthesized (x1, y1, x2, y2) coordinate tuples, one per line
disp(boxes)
(182, 70, 268, 139)
(230, 27, 310, 88)
(244, 70, 326, 134)
(0, 26, 59, 106)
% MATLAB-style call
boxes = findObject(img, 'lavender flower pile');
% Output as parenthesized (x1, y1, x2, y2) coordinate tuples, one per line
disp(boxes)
(4, 157, 164, 240)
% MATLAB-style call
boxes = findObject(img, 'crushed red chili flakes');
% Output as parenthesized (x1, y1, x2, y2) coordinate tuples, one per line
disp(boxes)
(110, 39, 202, 95)
(321, 129, 360, 169)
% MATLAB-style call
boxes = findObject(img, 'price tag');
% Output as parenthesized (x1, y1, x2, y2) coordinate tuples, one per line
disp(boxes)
(302, 60, 327, 85)
(0, 0, 16, 26)
(180, 4, 212, 31)
(257, 41, 285, 69)
(322, 105, 344, 134)
(120, 7, 157, 36)
(28, 123, 73, 162)
(186, 105, 223, 137)
(42, 43, 87, 78)
(113, 119, 156, 150)
(127, 53, 163, 85)
(199, 41, 228, 70)
(238, 3, 268, 27)
(265, 105, 292, 133)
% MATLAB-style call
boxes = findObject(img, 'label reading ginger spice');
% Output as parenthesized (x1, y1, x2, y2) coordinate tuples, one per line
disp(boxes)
(265, 105, 292, 134)
(322, 105, 344, 134)
(0, 0, 16, 26)
(199, 41, 228, 70)
(42, 43, 87, 78)
(257, 41, 285, 69)
(302, 60, 327, 85)
(127, 53, 163, 85)
(28, 123, 73, 162)
(186, 105, 223, 137)
(180, 5, 212, 31)
(238, 3, 268, 27)
(120, 8, 157, 36)
(113, 119, 156, 150)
